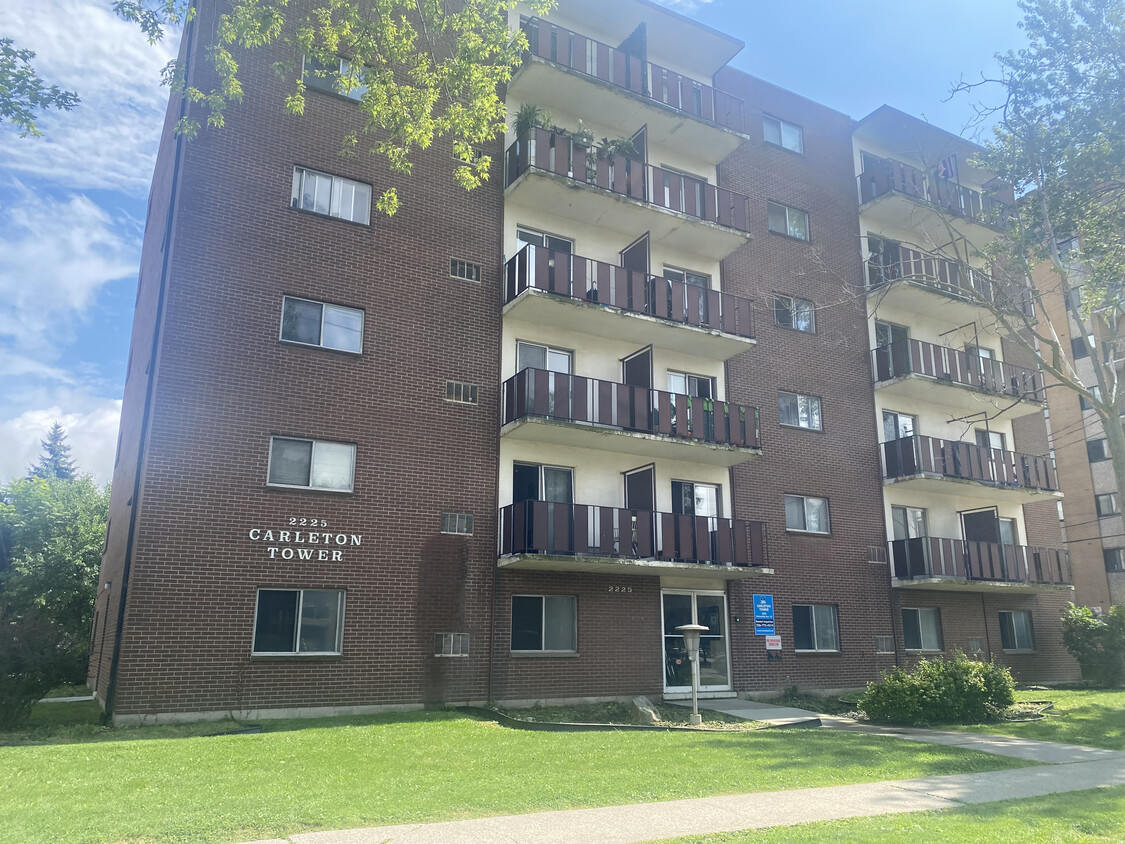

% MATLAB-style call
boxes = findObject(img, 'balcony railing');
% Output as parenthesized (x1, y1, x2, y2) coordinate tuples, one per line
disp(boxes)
(499, 500, 768, 568)
(520, 18, 746, 133)
(503, 368, 761, 449)
(505, 127, 752, 233)
(504, 244, 754, 338)
(872, 338, 1046, 403)
(858, 156, 1011, 228)
(882, 434, 1057, 492)
(889, 536, 1071, 587)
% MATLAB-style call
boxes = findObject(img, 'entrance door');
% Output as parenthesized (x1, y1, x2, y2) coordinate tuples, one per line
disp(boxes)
(662, 591, 731, 692)
(891, 505, 929, 577)
(513, 463, 573, 552)
(620, 233, 650, 275)
(881, 410, 917, 476)
(623, 464, 655, 558)
(874, 321, 910, 380)
(621, 347, 653, 431)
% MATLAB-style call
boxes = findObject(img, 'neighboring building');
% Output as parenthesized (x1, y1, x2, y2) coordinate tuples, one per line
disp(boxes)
(90, 0, 1079, 724)
(854, 107, 1078, 679)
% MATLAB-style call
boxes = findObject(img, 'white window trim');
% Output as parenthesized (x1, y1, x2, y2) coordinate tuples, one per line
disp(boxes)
(251, 588, 345, 656)
(785, 494, 830, 535)
(510, 594, 578, 653)
(792, 603, 840, 653)
(902, 607, 943, 652)
(266, 436, 357, 493)
(291, 166, 372, 226)
(778, 391, 823, 431)
(278, 295, 364, 354)
(763, 115, 804, 154)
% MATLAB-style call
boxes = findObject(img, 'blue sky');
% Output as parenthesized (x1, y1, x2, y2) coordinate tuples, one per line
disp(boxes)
(0, 0, 1026, 485)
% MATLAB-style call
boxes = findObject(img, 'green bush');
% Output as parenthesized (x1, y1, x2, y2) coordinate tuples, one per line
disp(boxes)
(1061, 603, 1125, 687)
(859, 652, 1015, 726)
(0, 610, 82, 730)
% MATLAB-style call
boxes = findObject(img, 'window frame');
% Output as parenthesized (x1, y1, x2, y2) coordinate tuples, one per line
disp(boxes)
(762, 115, 804, 154)
(510, 594, 578, 653)
(1088, 438, 1111, 463)
(774, 294, 816, 333)
(998, 610, 1035, 652)
(778, 391, 823, 431)
(516, 226, 574, 254)
(901, 607, 943, 652)
(251, 588, 345, 656)
(290, 166, 372, 226)
(302, 55, 368, 101)
(666, 370, 715, 399)
(449, 257, 482, 283)
(1095, 493, 1119, 517)
(516, 339, 573, 374)
(266, 436, 357, 493)
(792, 603, 840, 653)
(767, 201, 810, 241)
(1105, 548, 1125, 572)
(784, 494, 830, 535)
(279, 295, 364, 354)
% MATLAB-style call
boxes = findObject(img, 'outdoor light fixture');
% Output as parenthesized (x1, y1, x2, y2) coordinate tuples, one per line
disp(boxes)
(675, 623, 709, 726)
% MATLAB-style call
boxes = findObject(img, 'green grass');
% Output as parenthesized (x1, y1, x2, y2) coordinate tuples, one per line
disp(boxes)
(661, 785, 1125, 843)
(0, 710, 1031, 844)
(944, 689, 1125, 750)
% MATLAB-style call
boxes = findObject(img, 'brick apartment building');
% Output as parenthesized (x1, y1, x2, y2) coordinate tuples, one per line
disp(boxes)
(89, 0, 1079, 723)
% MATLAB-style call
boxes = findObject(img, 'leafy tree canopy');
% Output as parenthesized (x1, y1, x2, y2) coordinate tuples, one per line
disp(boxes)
(0, 37, 79, 137)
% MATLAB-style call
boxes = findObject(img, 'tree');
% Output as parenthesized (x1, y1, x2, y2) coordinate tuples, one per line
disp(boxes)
(0, 37, 79, 137)
(7, 0, 554, 213)
(1060, 603, 1125, 685)
(27, 422, 77, 481)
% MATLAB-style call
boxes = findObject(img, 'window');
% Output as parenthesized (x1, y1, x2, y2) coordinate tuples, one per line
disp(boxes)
(1096, 493, 1119, 517)
(763, 115, 804, 153)
(252, 589, 344, 655)
(516, 227, 573, 253)
(1088, 438, 1111, 462)
(1071, 335, 1095, 359)
(875, 635, 895, 654)
(967, 636, 985, 655)
(902, 607, 943, 651)
(303, 55, 367, 100)
(1080, 386, 1102, 411)
(998, 610, 1034, 651)
(672, 481, 720, 517)
(667, 372, 714, 399)
(785, 494, 829, 534)
(450, 258, 481, 283)
(1105, 548, 1125, 572)
(440, 512, 474, 535)
(779, 391, 822, 430)
(975, 429, 1006, 451)
(516, 340, 572, 373)
(774, 295, 815, 333)
(280, 296, 363, 353)
(434, 633, 469, 657)
(445, 381, 479, 404)
(663, 266, 710, 290)
(511, 595, 577, 652)
(291, 166, 371, 225)
(267, 437, 356, 492)
(792, 604, 839, 652)
(767, 202, 809, 241)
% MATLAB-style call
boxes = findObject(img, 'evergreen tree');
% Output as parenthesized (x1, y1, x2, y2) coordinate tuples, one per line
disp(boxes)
(27, 422, 77, 481)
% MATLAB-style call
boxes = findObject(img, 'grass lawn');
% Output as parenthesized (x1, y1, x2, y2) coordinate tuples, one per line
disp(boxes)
(0, 708, 1030, 844)
(661, 785, 1125, 843)
(945, 689, 1125, 750)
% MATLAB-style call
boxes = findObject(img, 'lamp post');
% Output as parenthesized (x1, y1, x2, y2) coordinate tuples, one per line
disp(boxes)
(675, 623, 709, 726)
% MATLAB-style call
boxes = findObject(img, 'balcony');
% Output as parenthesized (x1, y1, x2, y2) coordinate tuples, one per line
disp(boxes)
(501, 368, 761, 466)
(509, 18, 747, 163)
(858, 156, 1012, 248)
(505, 127, 752, 259)
(872, 338, 1046, 414)
(882, 434, 1060, 504)
(889, 536, 1072, 592)
(498, 500, 770, 579)
(503, 245, 755, 359)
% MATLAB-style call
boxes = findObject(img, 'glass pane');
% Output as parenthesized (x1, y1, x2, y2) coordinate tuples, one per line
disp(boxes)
(322, 305, 363, 352)
(999, 518, 1017, 545)
(685, 271, 709, 289)
(805, 497, 828, 533)
(543, 595, 576, 650)
(763, 117, 781, 146)
(310, 442, 355, 490)
(788, 209, 809, 240)
(516, 229, 544, 247)
(689, 376, 712, 399)
(546, 349, 572, 374)
(673, 481, 693, 515)
(902, 610, 922, 650)
(352, 183, 371, 225)
(542, 467, 573, 503)
(269, 438, 312, 486)
(781, 122, 803, 153)
(291, 168, 302, 206)
(891, 507, 908, 541)
(281, 298, 323, 345)
(511, 596, 542, 650)
(662, 593, 693, 687)
(767, 204, 787, 235)
(546, 235, 573, 253)
(338, 59, 368, 100)
(799, 395, 820, 429)
(920, 609, 942, 650)
(517, 342, 546, 372)
(814, 605, 838, 650)
(999, 613, 1015, 649)
(907, 509, 927, 539)
(298, 590, 341, 652)
(664, 268, 686, 284)
(1015, 612, 1033, 649)
(310, 173, 332, 215)
(254, 590, 298, 652)
(785, 495, 805, 530)
(331, 180, 349, 218)
(774, 296, 792, 327)
(696, 595, 724, 637)
(693, 485, 719, 518)
(667, 373, 687, 395)
(779, 392, 798, 426)
(792, 605, 814, 650)
(794, 298, 814, 331)
(303, 55, 336, 92)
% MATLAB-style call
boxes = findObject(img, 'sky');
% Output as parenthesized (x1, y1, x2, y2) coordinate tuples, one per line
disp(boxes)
(0, 0, 1028, 486)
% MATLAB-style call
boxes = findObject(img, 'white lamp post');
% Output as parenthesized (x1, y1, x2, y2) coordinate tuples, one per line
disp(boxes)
(675, 623, 709, 726)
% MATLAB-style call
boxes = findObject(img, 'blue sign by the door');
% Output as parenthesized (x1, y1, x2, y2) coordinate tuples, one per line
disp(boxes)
(753, 594, 775, 635)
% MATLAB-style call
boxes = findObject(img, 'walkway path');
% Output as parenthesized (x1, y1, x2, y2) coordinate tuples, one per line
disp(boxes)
(238, 717, 1125, 844)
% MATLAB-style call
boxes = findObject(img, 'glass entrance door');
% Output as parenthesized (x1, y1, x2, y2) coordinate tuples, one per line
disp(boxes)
(662, 591, 730, 692)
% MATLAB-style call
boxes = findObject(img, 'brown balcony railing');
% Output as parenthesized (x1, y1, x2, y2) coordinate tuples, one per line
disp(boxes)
(858, 156, 1012, 227)
(504, 244, 754, 338)
(520, 18, 746, 133)
(889, 536, 1071, 587)
(499, 500, 768, 568)
(505, 127, 752, 233)
(882, 434, 1057, 492)
(502, 368, 761, 450)
(872, 338, 1046, 403)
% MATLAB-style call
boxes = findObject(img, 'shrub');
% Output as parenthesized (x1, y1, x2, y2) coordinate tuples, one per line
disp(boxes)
(1061, 603, 1125, 687)
(859, 652, 1015, 726)
(0, 610, 82, 730)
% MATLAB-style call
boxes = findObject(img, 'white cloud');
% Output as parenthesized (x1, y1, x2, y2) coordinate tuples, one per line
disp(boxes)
(0, 399, 122, 486)
(0, 0, 179, 193)
(0, 184, 139, 354)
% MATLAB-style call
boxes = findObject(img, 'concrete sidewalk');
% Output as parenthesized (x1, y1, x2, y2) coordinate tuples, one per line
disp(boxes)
(667, 697, 821, 727)
(238, 722, 1125, 844)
